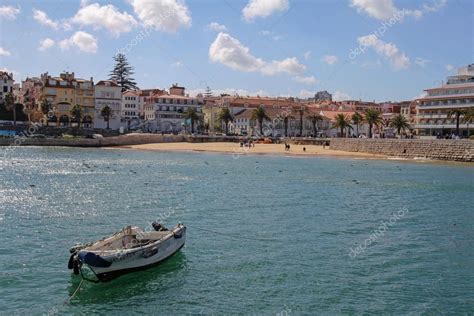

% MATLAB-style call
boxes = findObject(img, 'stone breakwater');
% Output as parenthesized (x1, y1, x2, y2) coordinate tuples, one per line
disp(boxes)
(330, 139, 474, 162)
(0, 134, 247, 148)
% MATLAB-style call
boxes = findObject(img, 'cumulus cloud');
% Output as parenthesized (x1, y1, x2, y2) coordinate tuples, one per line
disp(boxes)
(38, 38, 55, 51)
(357, 34, 409, 70)
(333, 91, 352, 101)
(59, 31, 98, 53)
(209, 32, 306, 77)
(33, 9, 59, 29)
(0, 6, 20, 19)
(350, 0, 447, 21)
(129, 0, 191, 33)
(72, 3, 138, 37)
(207, 22, 227, 32)
(321, 55, 338, 65)
(243, 0, 289, 21)
(0, 47, 11, 56)
(294, 76, 318, 85)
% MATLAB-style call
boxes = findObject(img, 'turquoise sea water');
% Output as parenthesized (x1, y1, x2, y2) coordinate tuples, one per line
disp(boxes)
(0, 147, 473, 315)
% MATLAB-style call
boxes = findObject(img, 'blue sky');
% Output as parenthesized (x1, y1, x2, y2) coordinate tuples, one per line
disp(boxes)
(0, 0, 472, 101)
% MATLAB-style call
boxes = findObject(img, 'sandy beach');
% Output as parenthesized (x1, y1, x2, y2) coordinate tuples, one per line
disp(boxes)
(119, 142, 387, 159)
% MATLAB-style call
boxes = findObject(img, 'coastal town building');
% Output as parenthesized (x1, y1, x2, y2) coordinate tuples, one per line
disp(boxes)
(94, 80, 122, 130)
(0, 71, 14, 104)
(314, 90, 332, 102)
(415, 64, 474, 137)
(39, 72, 95, 127)
(122, 90, 142, 123)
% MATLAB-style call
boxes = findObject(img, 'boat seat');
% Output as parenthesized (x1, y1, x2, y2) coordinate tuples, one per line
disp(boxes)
(136, 231, 170, 241)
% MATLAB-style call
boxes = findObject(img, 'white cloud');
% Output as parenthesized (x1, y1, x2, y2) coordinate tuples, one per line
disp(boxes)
(188, 87, 269, 97)
(294, 75, 318, 85)
(38, 38, 55, 51)
(243, 0, 289, 22)
(357, 34, 409, 70)
(445, 64, 455, 72)
(333, 91, 352, 101)
(0, 47, 11, 56)
(59, 31, 98, 53)
(171, 61, 183, 67)
(129, 0, 191, 33)
(33, 9, 59, 29)
(321, 55, 338, 65)
(304, 51, 311, 60)
(299, 90, 316, 98)
(0, 6, 20, 20)
(72, 3, 138, 37)
(350, 0, 446, 21)
(207, 22, 227, 32)
(414, 57, 430, 67)
(209, 33, 306, 77)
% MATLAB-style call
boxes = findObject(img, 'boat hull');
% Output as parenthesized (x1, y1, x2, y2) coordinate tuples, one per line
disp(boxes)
(77, 225, 186, 282)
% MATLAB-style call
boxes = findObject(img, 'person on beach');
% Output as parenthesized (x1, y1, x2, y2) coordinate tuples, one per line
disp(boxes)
(303, 147, 306, 152)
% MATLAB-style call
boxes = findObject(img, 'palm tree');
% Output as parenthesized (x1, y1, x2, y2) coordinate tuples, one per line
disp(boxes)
(332, 113, 352, 138)
(217, 107, 233, 135)
(295, 106, 307, 136)
(462, 107, 474, 137)
(70, 104, 82, 128)
(184, 107, 199, 133)
(389, 114, 410, 136)
(307, 114, 324, 137)
(251, 106, 270, 136)
(351, 112, 363, 137)
(101, 105, 112, 129)
(447, 109, 465, 136)
(40, 98, 53, 126)
(364, 108, 383, 138)
(4, 92, 16, 126)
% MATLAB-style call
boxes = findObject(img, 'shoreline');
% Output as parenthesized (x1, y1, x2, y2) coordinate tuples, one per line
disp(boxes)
(115, 142, 391, 159)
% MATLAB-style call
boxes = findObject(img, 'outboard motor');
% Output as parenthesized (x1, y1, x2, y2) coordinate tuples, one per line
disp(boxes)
(152, 222, 168, 231)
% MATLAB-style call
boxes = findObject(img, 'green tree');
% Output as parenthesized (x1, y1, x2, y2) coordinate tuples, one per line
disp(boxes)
(447, 109, 465, 136)
(40, 98, 53, 126)
(332, 113, 352, 138)
(295, 106, 308, 136)
(4, 92, 16, 126)
(364, 108, 383, 138)
(217, 107, 233, 135)
(351, 112, 363, 137)
(390, 114, 410, 136)
(109, 53, 138, 92)
(70, 104, 82, 128)
(307, 114, 324, 136)
(101, 105, 112, 129)
(204, 86, 213, 98)
(184, 107, 199, 133)
(251, 106, 270, 136)
(463, 107, 474, 137)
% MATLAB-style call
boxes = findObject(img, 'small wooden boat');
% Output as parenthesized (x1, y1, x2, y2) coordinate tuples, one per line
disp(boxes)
(68, 222, 186, 281)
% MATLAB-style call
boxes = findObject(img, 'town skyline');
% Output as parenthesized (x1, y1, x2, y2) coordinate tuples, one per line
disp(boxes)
(0, 0, 472, 102)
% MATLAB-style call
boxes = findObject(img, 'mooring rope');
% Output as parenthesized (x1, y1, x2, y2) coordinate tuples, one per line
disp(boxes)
(185, 224, 281, 242)
(64, 278, 84, 304)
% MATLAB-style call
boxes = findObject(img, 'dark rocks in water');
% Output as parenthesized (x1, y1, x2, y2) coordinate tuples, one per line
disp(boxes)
(29, 184, 35, 187)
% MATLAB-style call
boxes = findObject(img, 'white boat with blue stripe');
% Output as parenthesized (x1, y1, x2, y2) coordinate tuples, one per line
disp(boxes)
(68, 222, 186, 282)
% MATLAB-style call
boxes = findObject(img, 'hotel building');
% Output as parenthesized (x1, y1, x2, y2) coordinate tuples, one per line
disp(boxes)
(415, 64, 474, 137)
(40, 72, 95, 127)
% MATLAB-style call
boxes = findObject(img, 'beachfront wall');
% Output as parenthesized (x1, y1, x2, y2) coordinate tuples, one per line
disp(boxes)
(330, 138, 474, 162)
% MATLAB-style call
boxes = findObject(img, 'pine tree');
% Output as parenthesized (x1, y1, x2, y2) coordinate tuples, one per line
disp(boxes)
(109, 53, 138, 92)
(204, 86, 213, 98)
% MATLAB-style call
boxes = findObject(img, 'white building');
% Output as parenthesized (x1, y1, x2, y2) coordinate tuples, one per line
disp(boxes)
(415, 64, 474, 137)
(145, 85, 202, 133)
(122, 90, 142, 123)
(0, 71, 14, 104)
(94, 80, 122, 130)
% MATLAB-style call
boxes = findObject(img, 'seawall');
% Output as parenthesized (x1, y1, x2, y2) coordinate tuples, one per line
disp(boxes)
(330, 139, 474, 162)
